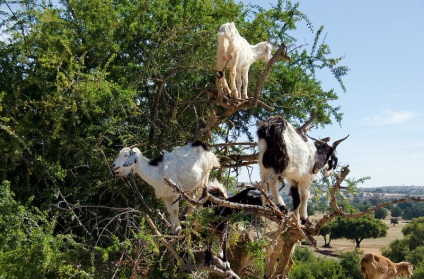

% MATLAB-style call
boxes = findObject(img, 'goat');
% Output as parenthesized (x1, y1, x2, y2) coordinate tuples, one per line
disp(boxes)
(112, 141, 220, 234)
(360, 252, 413, 279)
(394, 262, 414, 279)
(257, 115, 348, 224)
(203, 182, 263, 274)
(216, 22, 273, 99)
(203, 180, 230, 271)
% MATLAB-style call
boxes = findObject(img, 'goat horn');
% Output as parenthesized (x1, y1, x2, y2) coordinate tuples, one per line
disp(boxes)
(129, 142, 147, 149)
(306, 135, 325, 145)
(332, 135, 349, 149)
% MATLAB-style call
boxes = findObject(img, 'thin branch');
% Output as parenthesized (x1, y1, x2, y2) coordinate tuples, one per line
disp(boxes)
(252, 42, 290, 106)
(56, 191, 93, 240)
(220, 160, 258, 169)
(297, 114, 316, 134)
(163, 177, 283, 222)
(143, 213, 193, 271)
(211, 142, 257, 148)
(195, 263, 240, 279)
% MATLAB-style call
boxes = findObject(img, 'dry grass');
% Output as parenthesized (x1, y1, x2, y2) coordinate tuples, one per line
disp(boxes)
(310, 215, 408, 257)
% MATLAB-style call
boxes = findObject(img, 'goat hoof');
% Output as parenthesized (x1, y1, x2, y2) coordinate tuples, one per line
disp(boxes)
(300, 217, 312, 226)
(172, 225, 182, 234)
(224, 261, 231, 271)
(278, 204, 288, 214)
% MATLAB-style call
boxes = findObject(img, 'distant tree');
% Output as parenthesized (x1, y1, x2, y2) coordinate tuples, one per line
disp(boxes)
(402, 203, 424, 220)
(307, 204, 316, 216)
(369, 194, 383, 206)
(391, 206, 403, 218)
(398, 202, 414, 211)
(331, 216, 388, 248)
(374, 207, 388, 219)
(316, 196, 330, 213)
(353, 200, 372, 212)
(390, 217, 399, 227)
(319, 223, 333, 247)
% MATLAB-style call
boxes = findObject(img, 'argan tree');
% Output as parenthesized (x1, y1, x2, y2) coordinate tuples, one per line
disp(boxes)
(1, 0, 423, 278)
(330, 215, 388, 248)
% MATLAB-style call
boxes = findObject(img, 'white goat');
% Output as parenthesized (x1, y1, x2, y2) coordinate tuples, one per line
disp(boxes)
(257, 115, 348, 224)
(112, 141, 220, 234)
(216, 22, 272, 99)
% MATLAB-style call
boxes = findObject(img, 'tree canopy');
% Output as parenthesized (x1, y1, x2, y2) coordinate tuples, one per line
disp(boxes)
(0, 0, 387, 277)
(330, 215, 388, 248)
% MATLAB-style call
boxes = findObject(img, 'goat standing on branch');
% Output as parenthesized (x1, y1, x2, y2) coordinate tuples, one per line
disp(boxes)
(216, 22, 273, 99)
(203, 181, 263, 271)
(257, 115, 348, 224)
(112, 141, 220, 234)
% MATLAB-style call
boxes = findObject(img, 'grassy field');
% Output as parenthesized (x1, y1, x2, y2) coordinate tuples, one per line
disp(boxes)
(309, 215, 408, 257)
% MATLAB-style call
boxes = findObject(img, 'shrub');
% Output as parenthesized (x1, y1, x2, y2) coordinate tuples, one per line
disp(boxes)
(290, 247, 344, 279)
(0, 181, 85, 278)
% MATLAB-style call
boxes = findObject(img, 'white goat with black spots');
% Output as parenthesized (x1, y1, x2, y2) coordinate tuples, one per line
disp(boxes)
(257, 115, 348, 224)
(112, 141, 220, 234)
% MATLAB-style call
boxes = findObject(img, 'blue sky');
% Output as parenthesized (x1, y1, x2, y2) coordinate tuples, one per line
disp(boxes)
(238, 0, 424, 187)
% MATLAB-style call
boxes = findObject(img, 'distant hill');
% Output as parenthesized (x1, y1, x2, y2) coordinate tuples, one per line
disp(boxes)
(360, 186, 424, 196)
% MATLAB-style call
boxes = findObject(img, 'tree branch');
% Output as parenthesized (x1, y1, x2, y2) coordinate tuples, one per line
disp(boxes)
(163, 178, 284, 222)
(143, 213, 193, 271)
(312, 166, 424, 235)
(252, 42, 290, 107)
(211, 142, 257, 148)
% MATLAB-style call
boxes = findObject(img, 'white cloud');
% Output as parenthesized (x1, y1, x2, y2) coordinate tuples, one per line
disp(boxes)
(363, 109, 418, 126)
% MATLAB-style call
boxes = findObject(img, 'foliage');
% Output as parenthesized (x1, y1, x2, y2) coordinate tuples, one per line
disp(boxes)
(390, 217, 399, 226)
(391, 206, 403, 218)
(0, 0, 351, 277)
(290, 247, 364, 279)
(290, 247, 342, 279)
(0, 180, 87, 278)
(330, 215, 388, 248)
(383, 217, 424, 277)
(339, 249, 364, 279)
(383, 217, 424, 265)
(318, 223, 333, 247)
(374, 207, 388, 219)
(402, 203, 424, 220)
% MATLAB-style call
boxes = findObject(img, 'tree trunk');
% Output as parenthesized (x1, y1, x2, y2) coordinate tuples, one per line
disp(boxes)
(355, 239, 362, 248)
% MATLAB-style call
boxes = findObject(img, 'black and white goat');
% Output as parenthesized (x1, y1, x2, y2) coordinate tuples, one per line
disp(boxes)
(112, 141, 220, 234)
(257, 115, 348, 224)
(204, 181, 263, 272)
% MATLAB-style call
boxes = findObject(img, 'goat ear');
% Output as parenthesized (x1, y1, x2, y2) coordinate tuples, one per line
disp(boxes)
(321, 137, 331, 143)
(123, 150, 137, 167)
